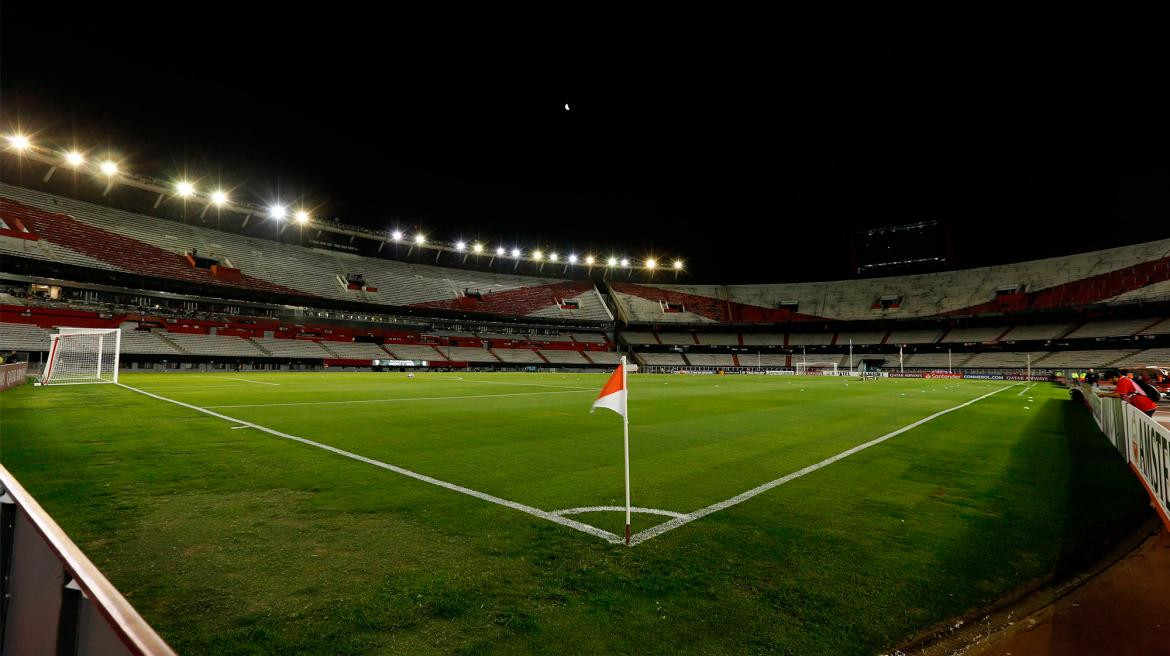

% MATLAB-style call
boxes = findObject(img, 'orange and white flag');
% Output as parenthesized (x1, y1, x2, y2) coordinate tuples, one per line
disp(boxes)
(591, 361, 627, 418)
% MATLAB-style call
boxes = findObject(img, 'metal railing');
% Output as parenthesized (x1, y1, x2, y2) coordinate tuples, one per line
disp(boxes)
(0, 465, 175, 655)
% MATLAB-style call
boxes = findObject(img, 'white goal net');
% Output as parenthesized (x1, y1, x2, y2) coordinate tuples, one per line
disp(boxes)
(39, 328, 121, 385)
(794, 361, 838, 376)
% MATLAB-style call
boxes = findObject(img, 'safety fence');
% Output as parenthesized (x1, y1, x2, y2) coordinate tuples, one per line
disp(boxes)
(0, 465, 175, 655)
(1081, 385, 1170, 530)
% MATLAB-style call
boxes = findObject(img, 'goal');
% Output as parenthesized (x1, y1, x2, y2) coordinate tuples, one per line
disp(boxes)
(794, 361, 839, 376)
(38, 328, 121, 386)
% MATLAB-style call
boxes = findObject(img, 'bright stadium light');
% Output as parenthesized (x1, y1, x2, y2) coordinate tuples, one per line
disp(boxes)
(268, 204, 287, 220)
(620, 258, 630, 267)
(455, 240, 467, 251)
(391, 230, 403, 241)
(295, 210, 310, 223)
(175, 181, 195, 197)
(645, 258, 657, 269)
(549, 252, 559, 262)
(415, 233, 426, 245)
(533, 250, 544, 261)
(6, 135, 30, 151)
(211, 190, 229, 206)
(99, 160, 119, 176)
(607, 256, 617, 267)
(585, 255, 595, 265)
(472, 242, 484, 254)
(496, 246, 506, 256)
(511, 247, 521, 258)
(568, 254, 578, 264)
(64, 151, 85, 167)
(673, 259, 684, 270)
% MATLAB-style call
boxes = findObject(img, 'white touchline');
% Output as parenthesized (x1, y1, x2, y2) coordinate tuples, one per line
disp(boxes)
(211, 376, 281, 386)
(204, 389, 593, 409)
(626, 383, 1019, 546)
(1016, 382, 1036, 396)
(115, 383, 624, 544)
(428, 376, 594, 390)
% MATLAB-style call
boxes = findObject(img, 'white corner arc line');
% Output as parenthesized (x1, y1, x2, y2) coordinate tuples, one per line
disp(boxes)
(114, 383, 623, 544)
(212, 376, 281, 386)
(627, 383, 1019, 546)
(203, 389, 593, 409)
(551, 506, 686, 519)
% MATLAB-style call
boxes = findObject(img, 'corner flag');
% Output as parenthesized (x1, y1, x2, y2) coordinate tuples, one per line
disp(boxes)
(591, 356, 633, 544)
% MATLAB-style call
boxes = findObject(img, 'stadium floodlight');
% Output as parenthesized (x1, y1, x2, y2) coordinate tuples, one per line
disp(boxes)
(455, 240, 466, 251)
(472, 242, 484, 254)
(533, 250, 544, 261)
(295, 210, 310, 224)
(645, 258, 657, 269)
(415, 233, 426, 245)
(549, 252, 559, 262)
(607, 256, 617, 266)
(268, 204, 287, 220)
(99, 160, 119, 176)
(391, 229, 403, 241)
(673, 259, 684, 270)
(6, 135, 30, 151)
(585, 255, 595, 265)
(511, 247, 521, 258)
(568, 254, 578, 264)
(175, 181, 195, 197)
(496, 246, 506, 256)
(211, 190, 229, 206)
(620, 258, 630, 267)
(64, 151, 85, 167)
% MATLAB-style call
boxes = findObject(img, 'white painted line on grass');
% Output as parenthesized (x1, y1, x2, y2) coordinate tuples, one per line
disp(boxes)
(552, 506, 686, 519)
(627, 383, 1019, 546)
(429, 376, 593, 391)
(203, 389, 593, 409)
(115, 383, 624, 544)
(1017, 383, 1036, 396)
(212, 376, 281, 386)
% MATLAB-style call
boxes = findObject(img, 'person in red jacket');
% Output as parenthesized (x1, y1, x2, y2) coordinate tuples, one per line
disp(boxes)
(1098, 370, 1159, 417)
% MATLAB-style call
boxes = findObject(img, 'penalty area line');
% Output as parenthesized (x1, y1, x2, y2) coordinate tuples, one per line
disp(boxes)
(114, 383, 623, 545)
(628, 383, 1020, 546)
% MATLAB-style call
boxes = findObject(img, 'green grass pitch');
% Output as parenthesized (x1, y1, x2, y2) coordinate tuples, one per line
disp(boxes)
(0, 372, 1152, 655)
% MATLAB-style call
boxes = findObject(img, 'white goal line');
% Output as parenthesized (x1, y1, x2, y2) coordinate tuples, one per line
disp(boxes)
(112, 381, 1017, 547)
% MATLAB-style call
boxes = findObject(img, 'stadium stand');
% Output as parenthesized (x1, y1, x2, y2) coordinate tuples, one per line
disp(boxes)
(960, 352, 1051, 368)
(739, 353, 788, 367)
(656, 332, 696, 345)
(694, 333, 740, 345)
(941, 326, 1009, 343)
(609, 237, 1170, 324)
(0, 322, 50, 352)
(491, 348, 545, 364)
(572, 332, 608, 344)
(638, 352, 688, 366)
(384, 344, 448, 361)
(585, 351, 622, 365)
(741, 333, 785, 346)
(886, 328, 944, 344)
(1065, 318, 1161, 339)
(437, 346, 498, 362)
(835, 331, 888, 346)
(0, 184, 611, 321)
(787, 332, 833, 346)
(163, 333, 268, 357)
(998, 323, 1075, 341)
(1034, 350, 1139, 368)
(1112, 349, 1170, 367)
(621, 331, 659, 345)
(1138, 319, 1170, 335)
(685, 353, 735, 367)
(254, 338, 332, 358)
(538, 349, 591, 364)
(119, 329, 184, 355)
(319, 341, 392, 359)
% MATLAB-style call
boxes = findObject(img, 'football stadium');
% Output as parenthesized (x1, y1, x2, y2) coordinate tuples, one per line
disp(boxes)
(2, 14, 1169, 656)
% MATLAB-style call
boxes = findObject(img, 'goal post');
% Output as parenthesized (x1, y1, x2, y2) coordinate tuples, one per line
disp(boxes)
(794, 361, 839, 376)
(38, 328, 121, 386)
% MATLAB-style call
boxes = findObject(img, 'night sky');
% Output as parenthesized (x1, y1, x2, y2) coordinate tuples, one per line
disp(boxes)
(3, 8, 1168, 283)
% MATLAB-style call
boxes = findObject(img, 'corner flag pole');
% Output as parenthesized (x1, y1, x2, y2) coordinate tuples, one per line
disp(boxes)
(621, 355, 632, 545)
